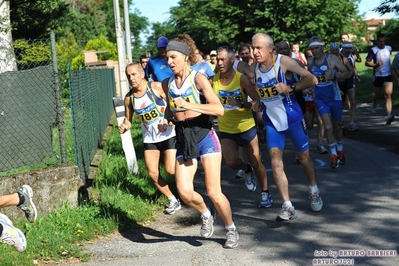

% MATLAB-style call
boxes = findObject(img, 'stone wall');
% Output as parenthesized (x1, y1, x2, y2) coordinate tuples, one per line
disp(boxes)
(0, 165, 82, 221)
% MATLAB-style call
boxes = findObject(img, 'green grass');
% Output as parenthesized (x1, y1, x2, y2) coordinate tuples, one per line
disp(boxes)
(355, 52, 399, 106)
(0, 119, 176, 265)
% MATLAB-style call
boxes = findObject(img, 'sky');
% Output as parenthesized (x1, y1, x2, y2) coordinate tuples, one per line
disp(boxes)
(132, 0, 396, 24)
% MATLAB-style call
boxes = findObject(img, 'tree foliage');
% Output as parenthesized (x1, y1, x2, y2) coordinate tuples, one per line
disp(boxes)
(373, 0, 399, 15)
(375, 18, 399, 50)
(168, 0, 366, 52)
(10, 0, 69, 39)
(71, 34, 118, 69)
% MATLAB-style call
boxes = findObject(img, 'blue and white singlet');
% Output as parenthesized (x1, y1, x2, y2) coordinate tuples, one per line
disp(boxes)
(254, 54, 303, 132)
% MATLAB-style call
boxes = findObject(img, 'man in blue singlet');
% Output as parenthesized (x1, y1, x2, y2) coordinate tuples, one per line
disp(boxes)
(145, 36, 173, 82)
(307, 36, 351, 169)
(251, 33, 323, 221)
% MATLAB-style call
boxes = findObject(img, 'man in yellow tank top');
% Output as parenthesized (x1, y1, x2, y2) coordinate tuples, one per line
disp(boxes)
(212, 46, 273, 208)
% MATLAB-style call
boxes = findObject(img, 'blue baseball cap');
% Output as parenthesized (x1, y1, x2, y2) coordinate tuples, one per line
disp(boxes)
(157, 36, 168, 48)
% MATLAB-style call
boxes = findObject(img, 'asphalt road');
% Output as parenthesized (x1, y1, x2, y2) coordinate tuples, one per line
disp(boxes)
(62, 102, 399, 266)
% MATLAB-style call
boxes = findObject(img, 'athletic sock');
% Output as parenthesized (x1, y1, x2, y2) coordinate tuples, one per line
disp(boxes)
(225, 223, 236, 231)
(201, 208, 211, 219)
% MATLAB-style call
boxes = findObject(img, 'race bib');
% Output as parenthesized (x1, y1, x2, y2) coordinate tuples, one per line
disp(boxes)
(136, 104, 161, 124)
(219, 88, 242, 110)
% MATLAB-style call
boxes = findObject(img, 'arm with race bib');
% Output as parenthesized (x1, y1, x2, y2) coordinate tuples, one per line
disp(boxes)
(274, 55, 318, 95)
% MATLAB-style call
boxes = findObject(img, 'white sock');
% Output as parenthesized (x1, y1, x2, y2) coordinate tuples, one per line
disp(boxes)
(201, 208, 211, 219)
(282, 201, 292, 208)
(168, 196, 177, 203)
(225, 223, 236, 231)
(309, 184, 319, 193)
(329, 143, 337, 155)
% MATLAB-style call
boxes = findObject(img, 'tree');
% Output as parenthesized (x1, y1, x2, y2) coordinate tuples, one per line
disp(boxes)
(0, 0, 17, 72)
(71, 35, 118, 69)
(375, 18, 399, 50)
(373, 0, 399, 15)
(168, 0, 366, 53)
(10, 0, 69, 39)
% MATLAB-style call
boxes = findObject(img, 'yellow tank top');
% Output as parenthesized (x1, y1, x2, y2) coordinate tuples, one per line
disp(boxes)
(213, 71, 255, 134)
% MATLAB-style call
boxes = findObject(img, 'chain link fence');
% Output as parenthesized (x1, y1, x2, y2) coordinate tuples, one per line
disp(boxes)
(68, 66, 116, 183)
(0, 36, 61, 173)
(1, 32, 117, 183)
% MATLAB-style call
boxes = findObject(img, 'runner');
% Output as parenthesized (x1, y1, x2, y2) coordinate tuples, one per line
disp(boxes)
(213, 45, 272, 208)
(251, 33, 323, 221)
(162, 38, 239, 248)
(119, 63, 181, 215)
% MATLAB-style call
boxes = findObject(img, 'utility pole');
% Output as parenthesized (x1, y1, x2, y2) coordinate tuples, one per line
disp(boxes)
(113, 0, 128, 97)
(123, 0, 132, 63)
(113, 0, 137, 174)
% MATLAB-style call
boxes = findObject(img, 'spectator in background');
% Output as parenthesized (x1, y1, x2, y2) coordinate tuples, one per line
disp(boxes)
(238, 43, 254, 65)
(139, 54, 149, 70)
(145, 36, 173, 82)
(365, 33, 394, 125)
(176, 34, 215, 83)
(291, 43, 307, 67)
(209, 50, 217, 72)
(0, 185, 37, 252)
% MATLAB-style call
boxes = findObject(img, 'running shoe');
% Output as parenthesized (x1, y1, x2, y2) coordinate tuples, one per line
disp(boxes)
(371, 105, 377, 113)
(309, 191, 323, 212)
(276, 205, 297, 221)
(348, 122, 359, 132)
(386, 115, 395, 125)
(337, 150, 345, 165)
(0, 213, 26, 252)
(330, 154, 339, 169)
(259, 191, 273, 208)
(245, 166, 257, 192)
(317, 144, 328, 154)
(224, 228, 239, 249)
(17, 185, 37, 223)
(200, 209, 215, 238)
(164, 199, 181, 215)
(235, 169, 246, 179)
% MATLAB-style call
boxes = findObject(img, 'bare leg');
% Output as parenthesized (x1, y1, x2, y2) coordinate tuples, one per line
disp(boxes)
(144, 149, 174, 198)
(202, 154, 233, 226)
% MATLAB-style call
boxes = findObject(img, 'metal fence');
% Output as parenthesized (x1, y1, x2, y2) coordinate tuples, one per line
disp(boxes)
(68, 66, 116, 182)
(0, 31, 116, 183)
(0, 35, 62, 173)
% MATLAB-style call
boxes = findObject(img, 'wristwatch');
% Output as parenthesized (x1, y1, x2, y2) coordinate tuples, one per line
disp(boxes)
(240, 101, 245, 108)
(290, 84, 296, 92)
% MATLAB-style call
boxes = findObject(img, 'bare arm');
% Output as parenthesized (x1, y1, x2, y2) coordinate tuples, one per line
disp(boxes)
(327, 54, 352, 80)
(240, 74, 261, 111)
(238, 61, 255, 82)
(391, 66, 399, 85)
(276, 55, 317, 94)
(118, 91, 133, 134)
(353, 47, 361, 63)
(173, 73, 224, 116)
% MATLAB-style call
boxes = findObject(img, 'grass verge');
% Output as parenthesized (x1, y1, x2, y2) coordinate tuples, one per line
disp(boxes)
(0, 119, 176, 265)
